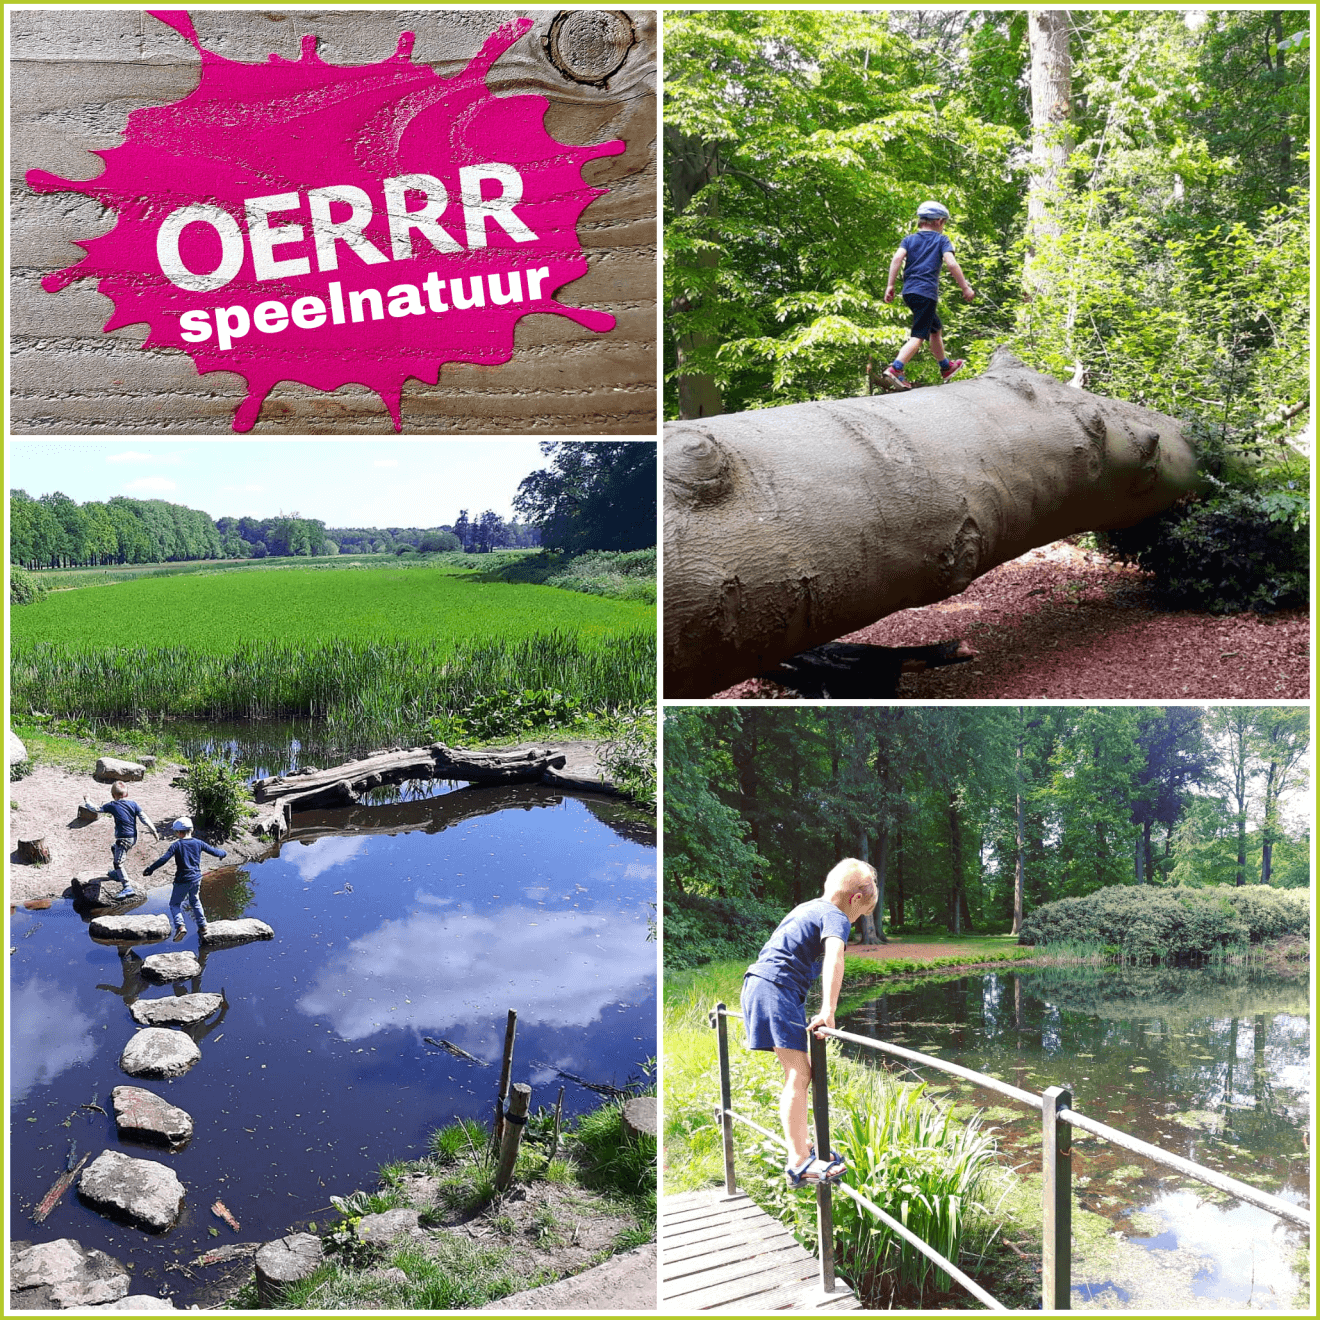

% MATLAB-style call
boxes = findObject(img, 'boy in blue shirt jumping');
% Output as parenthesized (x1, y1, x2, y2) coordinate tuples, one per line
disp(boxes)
(144, 816, 226, 941)
(99, 781, 159, 900)
(882, 200, 976, 389)
(741, 858, 878, 1187)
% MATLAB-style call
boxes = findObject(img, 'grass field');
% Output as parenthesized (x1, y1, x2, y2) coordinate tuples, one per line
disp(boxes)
(11, 561, 655, 743)
(12, 565, 650, 649)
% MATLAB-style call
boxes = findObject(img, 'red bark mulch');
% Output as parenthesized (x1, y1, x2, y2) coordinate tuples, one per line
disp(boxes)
(717, 543, 1311, 701)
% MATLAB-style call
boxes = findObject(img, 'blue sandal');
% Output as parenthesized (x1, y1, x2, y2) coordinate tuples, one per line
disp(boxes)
(785, 1150, 847, 1187)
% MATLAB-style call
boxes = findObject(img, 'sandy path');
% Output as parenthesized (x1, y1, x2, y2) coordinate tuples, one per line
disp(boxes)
(7, 763, 269, 907)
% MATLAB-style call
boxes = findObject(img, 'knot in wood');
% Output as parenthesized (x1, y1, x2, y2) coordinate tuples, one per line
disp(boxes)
(543, 10, 637, 87)
(665, 429, 732, 506)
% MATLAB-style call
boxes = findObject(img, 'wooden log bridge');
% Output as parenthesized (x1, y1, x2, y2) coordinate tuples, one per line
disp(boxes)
(249, 744, 568, 841)
(660, 1190, 863, 1313)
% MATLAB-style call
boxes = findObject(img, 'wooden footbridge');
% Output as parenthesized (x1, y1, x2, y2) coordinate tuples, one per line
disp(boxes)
(660, 1189, 862, 1312)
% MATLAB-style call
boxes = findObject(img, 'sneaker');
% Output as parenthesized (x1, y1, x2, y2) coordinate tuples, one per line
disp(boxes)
(882, 365, 912, 391)
(198, 925, 211, 941)
(173, 925, 188, 942)
(116, 887, 140, 902)
(940, 358, 966, 382)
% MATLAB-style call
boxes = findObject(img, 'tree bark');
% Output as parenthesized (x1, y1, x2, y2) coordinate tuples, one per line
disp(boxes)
(1013, 718, 1026, 934)
(1026, 10, 1072, 285)
(663, 348, 1200, 696)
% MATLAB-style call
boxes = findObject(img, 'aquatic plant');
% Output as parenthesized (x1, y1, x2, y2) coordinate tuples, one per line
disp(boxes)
(180, 755, 252, 840)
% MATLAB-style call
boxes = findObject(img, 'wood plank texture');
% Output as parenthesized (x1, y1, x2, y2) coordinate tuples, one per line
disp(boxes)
(660, 1190, 864, 1314)
(9, 7, 656, 434)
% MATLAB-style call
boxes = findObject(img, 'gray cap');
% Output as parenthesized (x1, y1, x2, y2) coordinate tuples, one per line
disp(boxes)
(917, 200, 950, 220)
(172, 816, 193, 833)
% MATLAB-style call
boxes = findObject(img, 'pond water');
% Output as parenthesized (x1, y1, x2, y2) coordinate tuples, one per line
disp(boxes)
(10, 785, 655, 1308)
(838, 964, 1310, 1311)
(164, 717, 381, 780)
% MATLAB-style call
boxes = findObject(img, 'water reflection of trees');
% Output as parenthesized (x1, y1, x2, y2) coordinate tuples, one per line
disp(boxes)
(841, 967, 1310, 1198)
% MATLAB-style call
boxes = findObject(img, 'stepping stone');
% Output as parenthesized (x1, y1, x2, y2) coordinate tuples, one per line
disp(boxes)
(94, 758, 146, 783)
(140, 952, 201, 983)
(9, 1238, 130, 1310)
(82, 1295, 177, 1312)
(111, 1087, 194, 1148)
(130, 993, 223, 1027)
(90, 915, 172, 945)
(255, 1234, 323, 1306)
(78, 1150, 185, 1233)
(119, 1028, 200, 1079)
(202, 919, 274, 946)
(356, 1209, 422, 1247)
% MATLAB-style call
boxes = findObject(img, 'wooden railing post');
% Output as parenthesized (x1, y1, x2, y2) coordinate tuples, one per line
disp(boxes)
(712, 1003, 737, 1195)
(1042, 1086, 1072, 1311)
(494, 1082, 531, 1192)
(809, 1029, 836, 1294)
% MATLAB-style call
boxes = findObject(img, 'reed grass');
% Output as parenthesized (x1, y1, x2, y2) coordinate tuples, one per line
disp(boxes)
(12, 631, 653, 740)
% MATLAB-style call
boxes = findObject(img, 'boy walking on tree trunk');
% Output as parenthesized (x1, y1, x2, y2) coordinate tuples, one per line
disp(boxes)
(882, 201, 976, 389)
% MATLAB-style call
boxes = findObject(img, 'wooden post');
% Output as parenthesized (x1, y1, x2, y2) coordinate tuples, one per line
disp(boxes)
(713, 1002, 736, 1195)
(494, 1082, 532, 1192)
(549, 1085, 565, 1161)
(494, 1009, 518, 1144)
(1042, 1086, 1072, 1311)
(809, 1030, 836, 1294)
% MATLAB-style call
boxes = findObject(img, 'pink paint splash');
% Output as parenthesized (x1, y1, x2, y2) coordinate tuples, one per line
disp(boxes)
(27, 10, 625, 432)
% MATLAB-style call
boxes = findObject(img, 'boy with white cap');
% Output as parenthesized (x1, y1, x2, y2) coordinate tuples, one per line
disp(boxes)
(882, 201, 976, 389)
(143, 817, 226, 941)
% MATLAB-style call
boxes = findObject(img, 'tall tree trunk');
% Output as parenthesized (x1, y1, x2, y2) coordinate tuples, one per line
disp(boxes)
(1013, 720, 1026, 935)
(1259, 754, 1279, 886)
(948, 801, 965, 935)
(666, 127, 725, 419)
(855, 827, 879, 944)
(1143, 820, 1155, 886)
(866, 828, 888, 944)
(894, 819, 906, 928)
(1134, 828, 1144, 885)
(1025, 10, 1072, 291)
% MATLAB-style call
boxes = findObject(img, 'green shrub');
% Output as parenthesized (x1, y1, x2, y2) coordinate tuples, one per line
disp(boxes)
(181, 756, 251, 840)
(1018, 884, 1309, 959)
(663, 890, 788, 969)
(10, 566, 48, 605)
(9, 758, 34, 782)
(1103, 481, 1309, 614)
(598, 708, 656, 806)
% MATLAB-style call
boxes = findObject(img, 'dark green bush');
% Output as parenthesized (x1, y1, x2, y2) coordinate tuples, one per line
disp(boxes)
(181, 756, 251, 840)
(1103, 484, 1308, 614)
(1019, 884, 1309, 960)
(664, 890, 787, 969)
(10, 566, 48, 605)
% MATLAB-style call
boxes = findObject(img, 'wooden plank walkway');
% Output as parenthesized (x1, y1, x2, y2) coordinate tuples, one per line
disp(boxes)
(660, 1189, 864, 1313)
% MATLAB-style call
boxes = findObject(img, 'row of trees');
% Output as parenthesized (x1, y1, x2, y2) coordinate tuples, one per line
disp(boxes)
(8, 493, 538, 568)
(665, 707, 1309, 940)
(10, 443, 656, 569)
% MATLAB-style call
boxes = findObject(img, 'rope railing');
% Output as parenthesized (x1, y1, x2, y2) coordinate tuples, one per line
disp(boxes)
(710, 1002, 1312, 1313)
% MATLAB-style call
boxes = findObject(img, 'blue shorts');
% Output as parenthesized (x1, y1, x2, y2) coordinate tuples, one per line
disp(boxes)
(741, 973, 809, 1053)
(903, 293, 942, 341)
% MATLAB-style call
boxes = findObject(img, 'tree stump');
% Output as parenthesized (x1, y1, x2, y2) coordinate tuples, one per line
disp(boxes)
(18, 837, 51, 864)
(255, 1234, 323, 1307)
(623, 1096, 656, 1141)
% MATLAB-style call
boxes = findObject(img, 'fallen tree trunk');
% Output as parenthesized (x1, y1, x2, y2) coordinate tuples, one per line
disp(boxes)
(248, 745, 570, 842)
(663, 348, 1201, 697)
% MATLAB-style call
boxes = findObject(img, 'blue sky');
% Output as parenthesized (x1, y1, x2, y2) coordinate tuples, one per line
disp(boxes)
(5, 439, 563, 526)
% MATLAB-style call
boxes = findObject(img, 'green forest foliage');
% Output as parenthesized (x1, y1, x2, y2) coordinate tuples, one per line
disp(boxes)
(665, 9, 1309, 608)
(664, 707, 1309, 965)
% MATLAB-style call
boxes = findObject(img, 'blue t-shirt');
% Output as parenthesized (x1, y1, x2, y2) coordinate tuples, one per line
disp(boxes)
(900, 229, 954, 300)
(746, 898, 852, 1003)
(145, 837, 226, 883)
(101, 799, 145, 839)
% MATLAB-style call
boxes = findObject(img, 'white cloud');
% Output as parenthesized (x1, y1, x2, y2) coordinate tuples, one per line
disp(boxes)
(123, 476, 178, 493)
(296, 905, 652, 1044)
(10, 976, 100, 1102)
(283, 836, 369, 881)
(106, 450, 157, 464)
